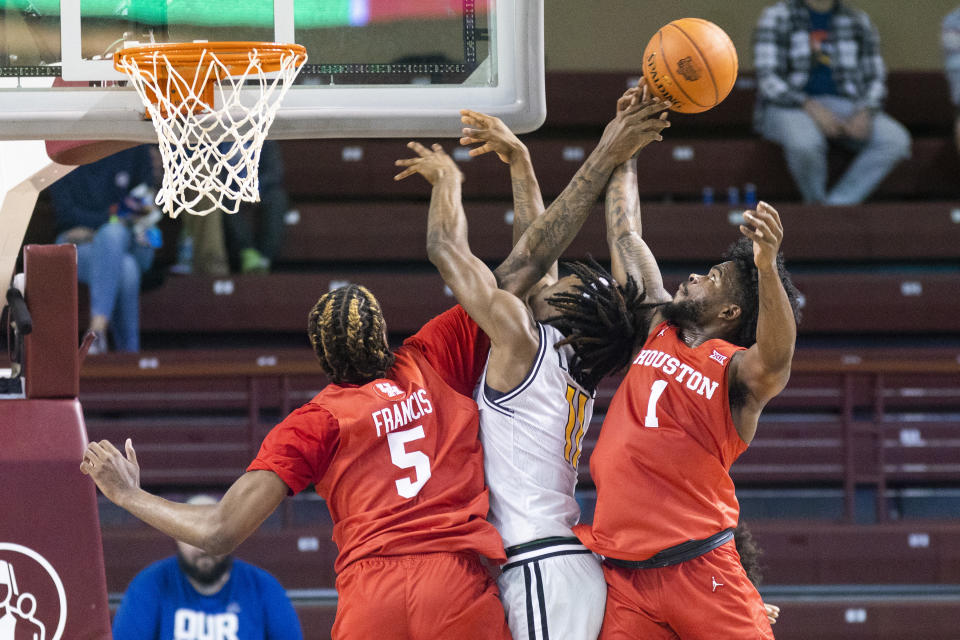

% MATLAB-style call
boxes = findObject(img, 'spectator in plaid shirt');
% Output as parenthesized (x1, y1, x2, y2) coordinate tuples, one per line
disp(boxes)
(753, 0, 910, 205)
(942, 7, 960, 155)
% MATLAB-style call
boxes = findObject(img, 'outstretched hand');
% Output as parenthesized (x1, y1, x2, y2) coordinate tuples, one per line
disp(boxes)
(459, 109, 526, 164)
(599, 80, 671, 164)
(739, 201, 784, 269)
(394, 142, 464, 185)
(80, 438, 140, 505)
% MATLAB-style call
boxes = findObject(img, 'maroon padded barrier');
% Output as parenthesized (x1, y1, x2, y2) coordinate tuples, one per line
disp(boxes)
(23, 244, 78, 399)
(0, 399, 111, 639)
(2, 243, 111, 638)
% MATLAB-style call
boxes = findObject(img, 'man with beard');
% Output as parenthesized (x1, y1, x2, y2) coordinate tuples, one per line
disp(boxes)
(111, 495, 303, 640)
(81, 83, 685, 640)
(394, 91, 666, 639)
(575, 141, 802, 638)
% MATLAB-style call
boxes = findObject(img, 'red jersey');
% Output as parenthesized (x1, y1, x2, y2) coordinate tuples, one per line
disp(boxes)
(249, 306, 505, 572)
(576, 321, 748, 561)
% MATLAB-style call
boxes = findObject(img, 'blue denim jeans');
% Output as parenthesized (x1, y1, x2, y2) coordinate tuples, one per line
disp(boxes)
(58, 221, 154, 352)
(758, 96, 912, 205)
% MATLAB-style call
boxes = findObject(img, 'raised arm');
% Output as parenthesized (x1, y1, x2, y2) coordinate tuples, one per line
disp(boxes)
(604, 86, 671, 305)
(394, 142, 539, 387)
(493, 97, 671, 297)
(81, 439, 287, 554)
(729, 201, 797, 442)
(459, 109, 547, 249)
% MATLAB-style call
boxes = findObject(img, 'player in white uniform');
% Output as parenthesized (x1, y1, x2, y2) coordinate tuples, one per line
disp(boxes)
(475, 319, 603, 640)
(395, 91, 670, 640)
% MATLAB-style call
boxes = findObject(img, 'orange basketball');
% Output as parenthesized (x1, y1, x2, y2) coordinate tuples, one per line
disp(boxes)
(642, 18, 738, 114)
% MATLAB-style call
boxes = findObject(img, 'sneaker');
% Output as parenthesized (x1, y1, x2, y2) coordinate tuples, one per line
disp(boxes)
(87, 330, 109, 356)
(240, 248, 270, 274)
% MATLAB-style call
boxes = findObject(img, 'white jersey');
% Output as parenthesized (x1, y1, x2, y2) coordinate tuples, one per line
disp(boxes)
(476, 322, 595, 549)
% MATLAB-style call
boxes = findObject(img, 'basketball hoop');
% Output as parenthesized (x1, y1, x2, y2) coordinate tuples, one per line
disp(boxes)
(114, 42, 307, 218)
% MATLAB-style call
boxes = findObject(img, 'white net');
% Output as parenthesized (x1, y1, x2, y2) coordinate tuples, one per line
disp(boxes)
(115, 44, 307, 218)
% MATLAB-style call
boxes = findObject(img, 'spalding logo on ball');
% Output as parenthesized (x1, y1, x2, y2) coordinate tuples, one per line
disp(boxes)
(643, 18, 739, 113)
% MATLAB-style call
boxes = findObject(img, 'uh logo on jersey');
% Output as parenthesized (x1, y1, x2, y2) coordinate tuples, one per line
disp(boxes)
(373, 382, 406, 401)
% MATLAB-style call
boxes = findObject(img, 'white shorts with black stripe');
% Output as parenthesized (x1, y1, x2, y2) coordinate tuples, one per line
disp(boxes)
(498, 538, 606, 640)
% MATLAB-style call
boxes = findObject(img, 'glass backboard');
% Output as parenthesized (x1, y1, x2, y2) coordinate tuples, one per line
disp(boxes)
(0, 0, 544, 140)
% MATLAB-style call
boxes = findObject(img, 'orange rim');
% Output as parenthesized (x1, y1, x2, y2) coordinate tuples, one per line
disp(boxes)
(113, 41, 307, 75)
(113, 41, 306, 117)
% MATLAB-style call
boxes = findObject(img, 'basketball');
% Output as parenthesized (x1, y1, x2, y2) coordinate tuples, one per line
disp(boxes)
(642, 18, 738, 113)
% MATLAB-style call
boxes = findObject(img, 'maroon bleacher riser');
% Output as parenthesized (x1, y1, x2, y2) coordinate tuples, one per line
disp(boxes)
(137, 270, 960, 336)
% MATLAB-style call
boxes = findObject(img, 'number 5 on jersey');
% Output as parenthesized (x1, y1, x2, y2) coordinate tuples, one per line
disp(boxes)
(387, 426, 432, 498)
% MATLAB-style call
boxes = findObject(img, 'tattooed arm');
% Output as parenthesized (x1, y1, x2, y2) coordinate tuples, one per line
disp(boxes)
(605, 157, 670, 304)
(493, 94, 671, 298)
(507, 145, 546, 248)
(395, 141, 541, 390)
(459, 109, 556, 283)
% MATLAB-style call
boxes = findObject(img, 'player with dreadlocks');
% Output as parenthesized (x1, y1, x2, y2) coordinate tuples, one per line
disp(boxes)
(572, 85, 802, 639)
(543, 256, 647, 392)
(394, 86, 670, 640)
(80, 84, 674, 640)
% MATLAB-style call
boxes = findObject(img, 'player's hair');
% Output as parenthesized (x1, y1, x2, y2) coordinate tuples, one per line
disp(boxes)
(734, 521, 764, 587)
(722, 237, 802, 348)
(308, 284, 395, 385)
(544, 257, 655, 393)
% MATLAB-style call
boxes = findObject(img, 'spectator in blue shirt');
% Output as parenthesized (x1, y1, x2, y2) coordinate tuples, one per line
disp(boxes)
(49, 145, 161, 353)
(753, 0, 911, 205)
(112, 495, 303, 640)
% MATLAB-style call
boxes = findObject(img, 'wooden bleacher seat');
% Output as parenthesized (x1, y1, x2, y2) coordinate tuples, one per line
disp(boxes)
(279, 135, 960, 203)
(274, 201, 960, 266)
(81, 349, 328, 485)
(99, 513, 960, 590)
(541, 70, 954, 136)
(86, 417, 258, 485)
(748, 521, 960, 585)
(137, 269, 960, 337)
(754, 598, 960, 640)
(82, 346, 960, 500)
(275, 71, 960, 204)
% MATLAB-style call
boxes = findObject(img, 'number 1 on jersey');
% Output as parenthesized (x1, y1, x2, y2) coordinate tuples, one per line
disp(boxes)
(387, 426, 432, 498)
(644, 380, 668, 428)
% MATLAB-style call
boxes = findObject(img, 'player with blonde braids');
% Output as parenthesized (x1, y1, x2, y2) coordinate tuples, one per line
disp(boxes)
(307, 284, 394, 384)
(80, 279, 513, 639)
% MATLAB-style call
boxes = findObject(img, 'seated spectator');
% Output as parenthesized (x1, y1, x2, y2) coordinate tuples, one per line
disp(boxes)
(942, 7, 960, 154)
(172, 140, 292, 275)
(753, 0, 911, 205)
(49, 144, 161, 353)
(222, 140, 294, 274)
(111, 495, 303, 640)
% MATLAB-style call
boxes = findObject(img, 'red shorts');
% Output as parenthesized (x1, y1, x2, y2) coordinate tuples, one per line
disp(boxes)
(598, 540, 774, 640)
(332, 552, 511, 640)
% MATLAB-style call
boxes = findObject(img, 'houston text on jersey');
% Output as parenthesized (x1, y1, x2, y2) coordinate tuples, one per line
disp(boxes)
(631, 349, 720, 399)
